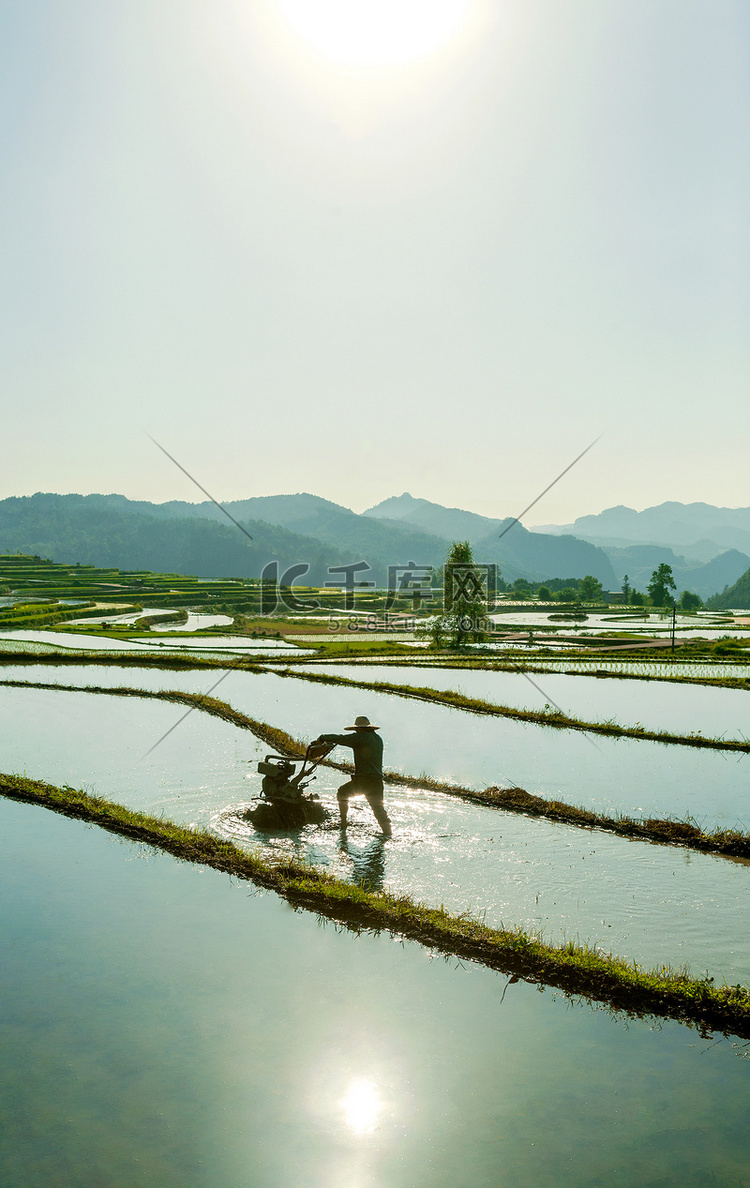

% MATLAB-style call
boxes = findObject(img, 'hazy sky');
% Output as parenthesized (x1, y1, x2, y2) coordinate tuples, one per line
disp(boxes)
(2, 0, 748, 523)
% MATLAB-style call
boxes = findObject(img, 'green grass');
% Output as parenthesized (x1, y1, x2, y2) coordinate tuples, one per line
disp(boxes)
(2, 771, 749, 1038)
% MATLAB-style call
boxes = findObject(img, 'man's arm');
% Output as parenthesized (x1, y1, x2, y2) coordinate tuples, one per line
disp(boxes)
(316, 733, 354, 749)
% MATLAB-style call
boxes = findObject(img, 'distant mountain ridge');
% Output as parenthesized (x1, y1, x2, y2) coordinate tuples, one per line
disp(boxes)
(600, 544, 750, 600)
(364, 492, 617, 586)
(0, 490, 619, 587)
(3, 490, 746, 598)
(536, 501, 750, 560)
(159, 490, 618, 585)
(365, 493, 504, 544)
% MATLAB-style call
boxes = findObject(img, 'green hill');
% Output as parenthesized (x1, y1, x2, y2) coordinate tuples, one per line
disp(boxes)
(0, 494, 346, 583)
(706, 566, 750, 610)
(365, 493, 617, 585)
(0, 490, 619, 587)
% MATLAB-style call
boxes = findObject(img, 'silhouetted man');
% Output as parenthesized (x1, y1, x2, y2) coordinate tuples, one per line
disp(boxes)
(315, 715, 392, 836)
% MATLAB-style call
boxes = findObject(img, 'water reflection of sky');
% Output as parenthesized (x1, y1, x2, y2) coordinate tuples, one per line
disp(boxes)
(0, 631, 312, 657)
(129, 635, 309, 651)
(5, 795, 750, 1187)
(300, 663, 750, 741)
(3, 682, 750, 984)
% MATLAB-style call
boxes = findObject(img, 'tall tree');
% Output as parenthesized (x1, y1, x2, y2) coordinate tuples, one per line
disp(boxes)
(622, 574, 631, 604)
(432, 540, 489, 647)
(678, 590, 702, 612)
(647, 563, 676, 607)
(578, 575, 603, 602)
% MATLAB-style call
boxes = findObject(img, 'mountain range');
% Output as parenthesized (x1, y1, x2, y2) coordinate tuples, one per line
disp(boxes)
(536, 502, 750, 561)
(0, 491, 616, 587)
(365, 495, 750, 599)
(1, 492, 747, 600)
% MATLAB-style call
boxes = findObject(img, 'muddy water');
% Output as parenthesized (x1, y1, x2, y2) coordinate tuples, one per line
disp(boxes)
(2, 663, 748, 830)
(3, 796, 750, 1187)
(3, 683, 750, 983)
(299, 663, 750, 741)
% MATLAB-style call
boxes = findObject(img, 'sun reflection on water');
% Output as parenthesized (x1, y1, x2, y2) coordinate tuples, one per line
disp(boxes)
(342, 1078, 382, 1134)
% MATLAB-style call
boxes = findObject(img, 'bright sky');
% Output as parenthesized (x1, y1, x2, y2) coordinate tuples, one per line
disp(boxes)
(1, 0, 748, 524)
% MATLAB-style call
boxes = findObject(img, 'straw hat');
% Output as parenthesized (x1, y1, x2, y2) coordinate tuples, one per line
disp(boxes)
(345, 715, 379, 731)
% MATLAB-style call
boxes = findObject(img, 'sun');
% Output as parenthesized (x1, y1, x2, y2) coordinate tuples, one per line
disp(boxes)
(276, 0, 475, 68)
(341, 1078, 382, 1133)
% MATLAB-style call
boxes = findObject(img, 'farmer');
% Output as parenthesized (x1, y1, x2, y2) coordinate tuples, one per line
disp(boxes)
(314, 715, 392, 836)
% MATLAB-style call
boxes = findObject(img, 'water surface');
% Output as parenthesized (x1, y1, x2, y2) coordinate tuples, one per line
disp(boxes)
(3, 663, 748, 830)
(3, 682, 750, 982)
(300, 663, 750, 741)
(3, 796, 750, 1186)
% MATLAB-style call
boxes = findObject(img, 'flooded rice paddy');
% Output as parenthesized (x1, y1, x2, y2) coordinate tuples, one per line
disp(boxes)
(299, 663, 750, 741)
(0, 630, 312, 657)
(64, 605, 175, 624)
(3, 680, 750, 984)
(0, 630, 160, 651)
(523, 657, 750, 680)
(64, 609, 235, 630)
(150, 612, 234, 631)
(129, 634, 312, 651)
(2, 663, 748, 829)
(4, 644, 750, 1184)
(4, 796, 750, 1187)
(489, 610, 750, 641)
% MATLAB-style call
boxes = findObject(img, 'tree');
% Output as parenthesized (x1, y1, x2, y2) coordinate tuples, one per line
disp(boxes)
(432, 540, 488, 648)
(630, 589, 645, 606)
(579, 575, 603, 602)
(537, 585, 552, 601)
(679, 590, 702, 612)
(647, 563, 676, 607)
(622, 574, 631, 604)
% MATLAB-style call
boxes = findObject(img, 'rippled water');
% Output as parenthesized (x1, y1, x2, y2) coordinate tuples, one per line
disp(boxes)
(3, 682, 750, 983)
(3, 797, 750, 1186)
(2, 663, 748, 830)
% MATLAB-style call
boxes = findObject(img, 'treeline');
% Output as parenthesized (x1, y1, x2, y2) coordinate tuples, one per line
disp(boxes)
(511, 567, 706, 610)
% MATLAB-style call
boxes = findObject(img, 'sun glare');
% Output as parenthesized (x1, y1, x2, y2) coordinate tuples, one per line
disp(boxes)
(276, 0, 474, 68)
(342, 1078, 382, 1133)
